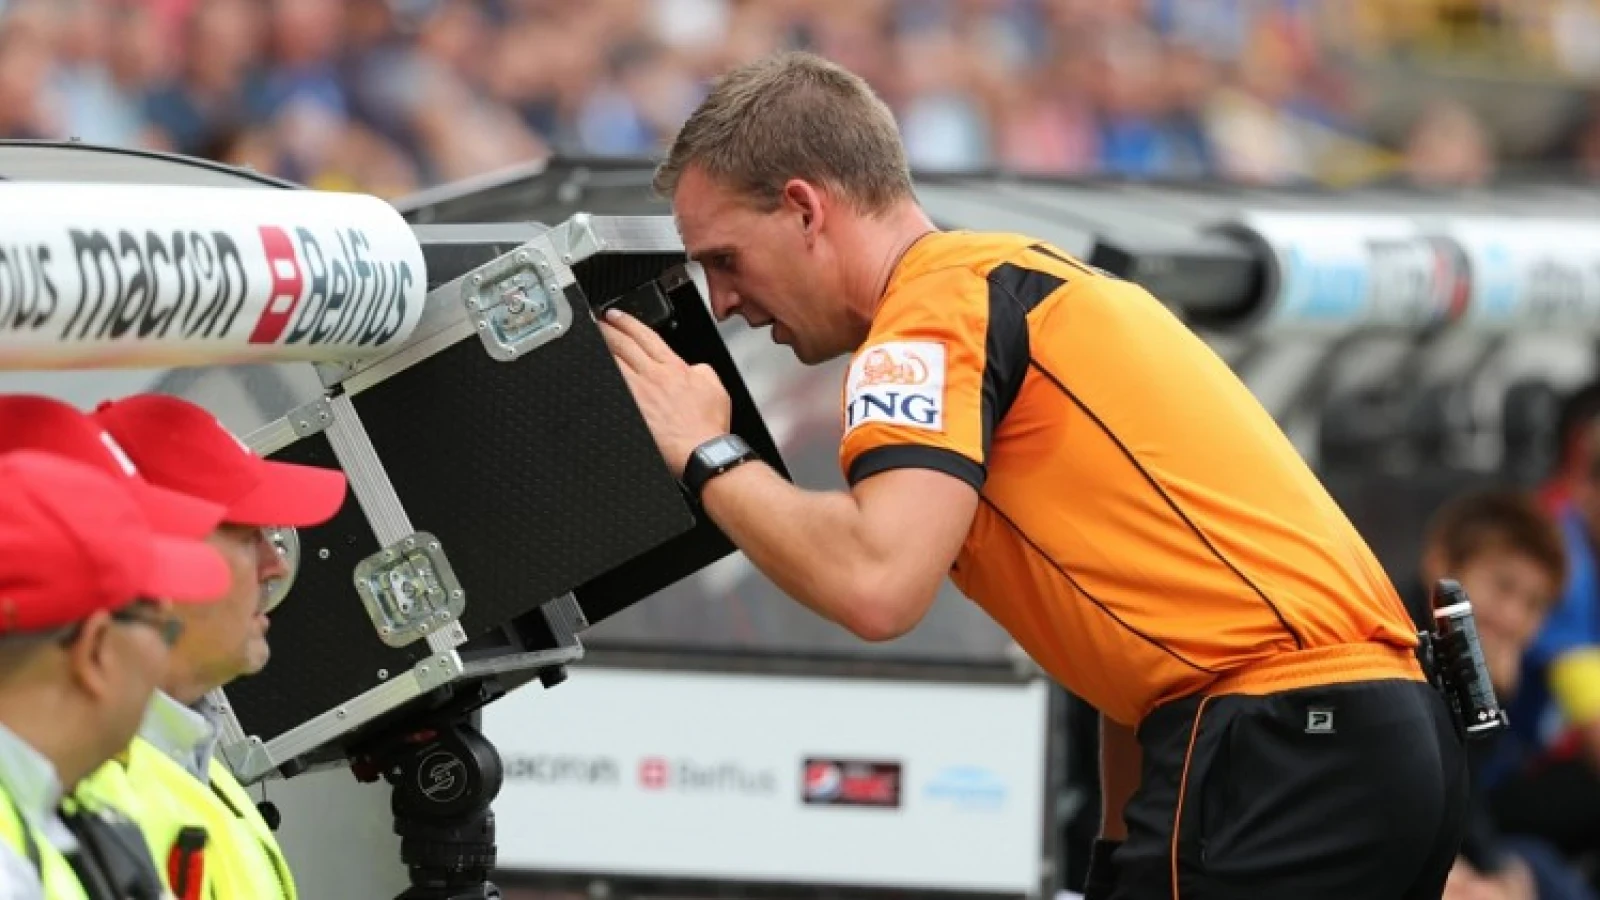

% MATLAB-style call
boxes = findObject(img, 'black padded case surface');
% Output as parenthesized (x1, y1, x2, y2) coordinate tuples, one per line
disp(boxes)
(226, 252, 696, 745)
(565, 252, 788, 624)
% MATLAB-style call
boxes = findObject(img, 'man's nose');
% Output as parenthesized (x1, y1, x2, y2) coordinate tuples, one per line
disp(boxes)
(710, 285, 740, 322)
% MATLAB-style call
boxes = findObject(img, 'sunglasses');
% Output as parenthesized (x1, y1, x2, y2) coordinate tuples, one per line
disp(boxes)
(57, 599, 184, 648)
(110, 602, 185, 647)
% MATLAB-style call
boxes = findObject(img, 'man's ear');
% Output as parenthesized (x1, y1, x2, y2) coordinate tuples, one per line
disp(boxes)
(781, 179, 825, 241)
(64, 613, 114, 702)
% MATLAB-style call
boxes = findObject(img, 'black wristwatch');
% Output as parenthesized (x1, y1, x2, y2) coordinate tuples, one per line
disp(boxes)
(680, 434, 759, 501)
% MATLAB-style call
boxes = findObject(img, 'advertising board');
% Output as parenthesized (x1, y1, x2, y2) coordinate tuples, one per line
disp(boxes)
(484, 666, 1052, 895)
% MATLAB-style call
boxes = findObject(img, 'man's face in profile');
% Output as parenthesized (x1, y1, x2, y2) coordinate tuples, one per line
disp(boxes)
(169, 524, 288, 692)
(673, 166, 857, 365)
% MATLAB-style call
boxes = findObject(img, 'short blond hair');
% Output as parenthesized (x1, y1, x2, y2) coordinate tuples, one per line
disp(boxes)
(653, 51, 915, 214)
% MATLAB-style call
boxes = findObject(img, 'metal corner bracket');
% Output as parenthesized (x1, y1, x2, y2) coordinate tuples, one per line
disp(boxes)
(288, 396, 335, 439)
(242, 394, 335, 458)
(219, 736, 273, 784)
(352, 531, 466, 648)
(461, 245, 573, 362)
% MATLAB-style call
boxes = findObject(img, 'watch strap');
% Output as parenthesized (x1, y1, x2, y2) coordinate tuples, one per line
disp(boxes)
(681, 434, 757, 502)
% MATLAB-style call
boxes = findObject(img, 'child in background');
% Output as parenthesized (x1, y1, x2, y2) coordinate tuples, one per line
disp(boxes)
(1409, 489, 1593, 900)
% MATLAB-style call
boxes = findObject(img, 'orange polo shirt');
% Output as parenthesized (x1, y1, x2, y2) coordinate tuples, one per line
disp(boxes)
(839, 231, 1423, 726)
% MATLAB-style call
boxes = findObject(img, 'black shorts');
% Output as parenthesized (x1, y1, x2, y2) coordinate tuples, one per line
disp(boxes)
(1110, 678, 1469, 900)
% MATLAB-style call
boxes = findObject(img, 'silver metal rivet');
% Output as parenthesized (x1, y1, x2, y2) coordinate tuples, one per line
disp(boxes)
(318, 548, 330, 560)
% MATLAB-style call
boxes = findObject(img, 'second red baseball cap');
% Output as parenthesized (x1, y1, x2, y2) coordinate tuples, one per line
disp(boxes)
(0, 395, 226, 539)
(94, 394, 347, 528)
(0, 451, 230, 633)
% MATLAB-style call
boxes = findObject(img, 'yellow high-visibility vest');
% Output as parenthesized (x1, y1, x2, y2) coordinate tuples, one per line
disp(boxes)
(0, 784, 90, 900)
(77, 740, 295, 900)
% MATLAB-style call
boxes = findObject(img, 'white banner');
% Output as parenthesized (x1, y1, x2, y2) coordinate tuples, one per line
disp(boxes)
(483, 666, 1052, 894)
(1445, 218, 1600, 332)
(1225, 212, 1468, 334)
(0, 182, 427, 370)
(1215, 211, 1600, 336)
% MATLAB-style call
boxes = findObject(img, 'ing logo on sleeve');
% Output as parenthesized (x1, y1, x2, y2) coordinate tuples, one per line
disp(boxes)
(844, 341, 946, 434)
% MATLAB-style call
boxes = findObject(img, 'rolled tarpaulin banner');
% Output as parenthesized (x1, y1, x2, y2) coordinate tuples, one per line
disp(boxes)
(1438, 216, 1600, 333)
(1206, 211, 1471, 336)
(1208, 209, 1600, 337)
(0, 181, 427, 370)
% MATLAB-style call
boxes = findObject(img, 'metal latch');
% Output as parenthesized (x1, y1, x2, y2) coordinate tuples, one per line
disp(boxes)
(462, 247, 572, 362)
(353, 532, 465, 647)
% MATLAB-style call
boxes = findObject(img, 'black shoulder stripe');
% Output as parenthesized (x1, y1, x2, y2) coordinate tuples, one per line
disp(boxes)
(990, 263, 1066, 315)
(982, 263, 1063, 455)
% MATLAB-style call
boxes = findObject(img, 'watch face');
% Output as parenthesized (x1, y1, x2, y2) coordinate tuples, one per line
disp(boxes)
(702, 439, 744, 467)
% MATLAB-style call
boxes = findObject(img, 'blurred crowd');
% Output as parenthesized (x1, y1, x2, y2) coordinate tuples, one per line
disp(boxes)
(4, 0, 1596, 198)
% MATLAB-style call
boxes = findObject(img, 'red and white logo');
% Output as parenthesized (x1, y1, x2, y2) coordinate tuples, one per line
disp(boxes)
(800, 757, 902, 808)
(249, 226, 304, 344)
(638, 756, 670, 791)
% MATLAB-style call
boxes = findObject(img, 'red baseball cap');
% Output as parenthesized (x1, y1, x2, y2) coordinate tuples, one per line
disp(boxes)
(94, 394, 347, 528)
(0, 451, 230, 633)
(0, 395, 225, 540)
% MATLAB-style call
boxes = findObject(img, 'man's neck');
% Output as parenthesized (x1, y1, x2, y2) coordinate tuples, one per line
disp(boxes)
(161, 665, 217, 708)
(164, 686, 208, 707)
(842, 201, 938, 325)
(0, 706, 94, 788)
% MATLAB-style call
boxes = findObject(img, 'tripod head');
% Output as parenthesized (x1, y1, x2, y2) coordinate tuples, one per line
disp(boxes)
(350, 699, 508, 900)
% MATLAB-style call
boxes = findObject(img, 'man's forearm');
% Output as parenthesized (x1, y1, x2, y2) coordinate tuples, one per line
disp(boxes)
(698, 461, 904, 638)
(1100, 714, 1142, 840)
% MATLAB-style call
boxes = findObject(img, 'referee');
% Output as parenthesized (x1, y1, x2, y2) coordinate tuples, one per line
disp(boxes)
(599, 51, 1467, 899)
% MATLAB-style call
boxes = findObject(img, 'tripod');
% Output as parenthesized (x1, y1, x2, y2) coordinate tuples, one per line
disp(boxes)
(354, 713, 506, 900)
